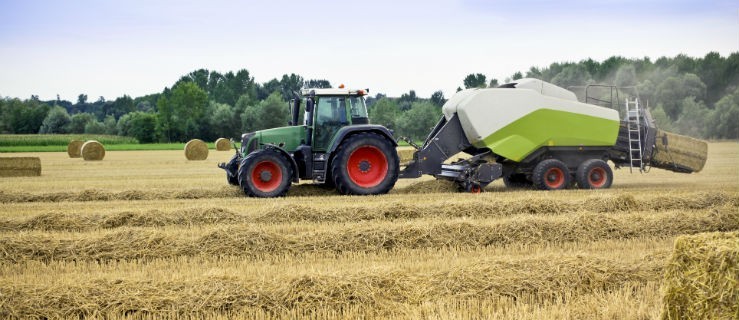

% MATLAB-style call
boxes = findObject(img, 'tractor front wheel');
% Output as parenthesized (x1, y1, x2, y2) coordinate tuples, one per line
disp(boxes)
(238, 149, 293, 197)
(331, 132, 399, 195)
(576, 159, 613, 189)
(532, 159, 571, 190)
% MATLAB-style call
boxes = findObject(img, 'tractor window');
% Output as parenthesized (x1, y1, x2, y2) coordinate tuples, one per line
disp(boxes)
(347, 96, 369, 124)
(313, 97, 348, 151)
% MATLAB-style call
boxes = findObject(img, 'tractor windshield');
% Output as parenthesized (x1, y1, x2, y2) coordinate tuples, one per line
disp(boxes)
(312, 95, 368, 151)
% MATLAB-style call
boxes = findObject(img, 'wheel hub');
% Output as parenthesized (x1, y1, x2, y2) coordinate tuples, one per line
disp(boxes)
(260, 170, 272, 182)
(591, 172, 602, 181)
(358, 160, 371, 173)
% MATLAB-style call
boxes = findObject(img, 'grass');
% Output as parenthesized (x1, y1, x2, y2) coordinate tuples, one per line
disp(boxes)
(0, 141, 736, 319)
(0, 134, 138, 146)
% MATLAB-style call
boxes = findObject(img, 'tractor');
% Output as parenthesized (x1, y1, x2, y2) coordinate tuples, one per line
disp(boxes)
(219, 86, 399, 197)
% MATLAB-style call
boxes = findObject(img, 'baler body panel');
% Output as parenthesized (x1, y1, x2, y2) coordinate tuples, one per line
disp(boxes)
(442, 80, 620, 162)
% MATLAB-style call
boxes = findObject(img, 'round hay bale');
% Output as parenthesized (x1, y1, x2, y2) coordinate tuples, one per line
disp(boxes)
(67, 140, 84, 158)
(185, 139, 209, 160)
(81, 140, 105, 161)
(215, 138, 231, 151)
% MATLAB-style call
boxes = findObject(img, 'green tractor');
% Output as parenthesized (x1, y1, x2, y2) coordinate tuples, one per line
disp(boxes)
(219, 87, 399, 197)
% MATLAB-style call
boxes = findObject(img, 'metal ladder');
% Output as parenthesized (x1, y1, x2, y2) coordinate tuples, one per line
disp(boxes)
(626, 98, 643, 172)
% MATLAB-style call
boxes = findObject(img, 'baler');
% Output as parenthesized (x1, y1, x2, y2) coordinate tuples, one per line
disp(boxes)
(399, 78, 708, 191)
(221, 78, 707, 197)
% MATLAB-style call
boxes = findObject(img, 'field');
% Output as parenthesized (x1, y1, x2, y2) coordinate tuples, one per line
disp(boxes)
(0, 142, 737, 319)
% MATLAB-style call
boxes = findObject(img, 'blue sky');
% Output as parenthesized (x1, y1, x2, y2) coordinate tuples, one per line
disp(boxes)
(0, 0, 736, 101)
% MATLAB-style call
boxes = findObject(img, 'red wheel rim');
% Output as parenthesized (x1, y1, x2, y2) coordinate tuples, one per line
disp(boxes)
(544, 167, 565, 189)
(251, 160, 282, 192)
(347, 145, 388, 188)
(588, 167, 607, 188)
(470, 185, 481, 194)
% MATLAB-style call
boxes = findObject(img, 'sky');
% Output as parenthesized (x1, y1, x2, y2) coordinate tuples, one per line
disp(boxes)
(0, 0, 737, 101)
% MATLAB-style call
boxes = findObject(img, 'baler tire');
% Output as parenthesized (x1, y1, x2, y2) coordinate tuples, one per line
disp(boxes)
(237, 149, 293, 198)
(331, 132, 399, 195)
(503, 173, 533, 188)
(532, 159, 571, 190)
(576, 159, 613, 189)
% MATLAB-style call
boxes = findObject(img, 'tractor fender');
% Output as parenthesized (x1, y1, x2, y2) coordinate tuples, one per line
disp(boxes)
(263, 144, 300, 183)
(327, 125, 397, 155)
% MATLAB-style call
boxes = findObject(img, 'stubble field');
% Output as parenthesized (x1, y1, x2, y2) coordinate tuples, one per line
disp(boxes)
(0, 142, 737, 319)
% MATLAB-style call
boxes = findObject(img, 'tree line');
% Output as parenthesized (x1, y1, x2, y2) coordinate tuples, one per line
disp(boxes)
(1, 52, 736, 142)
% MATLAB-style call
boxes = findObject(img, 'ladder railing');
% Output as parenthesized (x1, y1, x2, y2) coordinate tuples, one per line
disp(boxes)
(626, 98, 643, 172)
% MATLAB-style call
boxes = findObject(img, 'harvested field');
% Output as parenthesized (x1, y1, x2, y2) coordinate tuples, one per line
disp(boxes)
(661, 231, 738, 319)
(0, 141, 737, 319)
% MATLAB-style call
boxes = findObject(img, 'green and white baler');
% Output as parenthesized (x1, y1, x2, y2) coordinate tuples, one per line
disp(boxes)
(399, 78, 707, 191)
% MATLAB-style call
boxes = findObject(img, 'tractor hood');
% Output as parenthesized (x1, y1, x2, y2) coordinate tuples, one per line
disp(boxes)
(241, 126, 307, 155)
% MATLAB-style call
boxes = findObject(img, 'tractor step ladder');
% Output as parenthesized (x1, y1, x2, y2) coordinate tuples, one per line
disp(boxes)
(626, 98, 643, 173)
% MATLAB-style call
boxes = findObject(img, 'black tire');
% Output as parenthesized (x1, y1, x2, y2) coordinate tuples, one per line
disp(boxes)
(331, 132, 399, 195)
(503, 173, 533, 188)
(576, 159, 613, 189)
(225, 154, 240, 186)
(532, 159, 571, 190)
(237, 149, 293, 197)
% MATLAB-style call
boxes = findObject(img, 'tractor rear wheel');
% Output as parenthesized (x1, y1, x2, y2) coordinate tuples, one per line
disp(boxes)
(532, 159, 571, 190)
(238, 149, 293, 197)
(331, 132, 399, 195)
(503, 173, 533, 188)
(576, 159, 613, 189)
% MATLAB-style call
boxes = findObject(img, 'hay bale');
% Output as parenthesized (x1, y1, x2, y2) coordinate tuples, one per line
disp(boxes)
(185, 139, 209, 160)
(67, 140, 83, 158)
(651, 129, 708, 173)
(661, 231, 738, 320)
(81, 140, 105, 161)
(0, 157, 41, 177)
(215, 138, 232, 151)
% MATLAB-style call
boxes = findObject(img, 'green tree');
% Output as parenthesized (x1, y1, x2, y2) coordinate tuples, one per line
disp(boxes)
(118, 112, 158, 143)
(551, 64, 593, 88)
(463, 73, 487, 89)
(708, 88, 739, 139)
(39, 106, 71, 133)
(84, 120, 106, 134)
(369, 98, 400, 130)
(396, 101, 440, 141)
(68, 112, 96, 133)
(0, 98, 50, 133)
(208, 102, 238, 139)
(656, 73, 706, 120)
(167, 82, 208, 141)
(430, 90, 446, 107)
(241, 92, 288, 132)
(673, 97, 710, 138)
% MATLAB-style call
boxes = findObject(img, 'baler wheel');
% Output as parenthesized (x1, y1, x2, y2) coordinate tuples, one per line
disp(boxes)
(237, 149, 293, 197)
(331, 132, 399, 195)
(576, 159, 613, 189)
(532, 159, 571, 190)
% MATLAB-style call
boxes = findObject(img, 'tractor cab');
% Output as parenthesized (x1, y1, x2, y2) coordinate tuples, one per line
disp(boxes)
(296, 87, 370, 151)
(220, 85, 398, 198)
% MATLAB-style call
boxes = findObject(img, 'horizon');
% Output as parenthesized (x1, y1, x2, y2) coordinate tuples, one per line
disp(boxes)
(1, 0, 737, 101)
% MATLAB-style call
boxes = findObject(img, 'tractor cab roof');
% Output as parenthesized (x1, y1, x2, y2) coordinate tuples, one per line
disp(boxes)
(301, 87, 368, 97)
